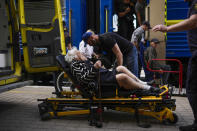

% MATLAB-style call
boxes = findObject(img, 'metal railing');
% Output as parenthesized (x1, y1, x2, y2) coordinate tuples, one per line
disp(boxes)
(147, 59, 183, 94)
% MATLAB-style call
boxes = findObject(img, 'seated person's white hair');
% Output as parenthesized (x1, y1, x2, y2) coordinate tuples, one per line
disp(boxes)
(64, 47, 78, 63)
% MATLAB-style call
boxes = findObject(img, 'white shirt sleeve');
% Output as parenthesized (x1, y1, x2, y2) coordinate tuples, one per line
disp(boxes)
(79, 40, 93, 58)
(87, 45, 93, 58)
(79, 41, 85, 54)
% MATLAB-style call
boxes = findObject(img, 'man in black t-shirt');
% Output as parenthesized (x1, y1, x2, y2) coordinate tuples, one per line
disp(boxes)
(82, 32, 138, 77)
(115, 0, 135, 40)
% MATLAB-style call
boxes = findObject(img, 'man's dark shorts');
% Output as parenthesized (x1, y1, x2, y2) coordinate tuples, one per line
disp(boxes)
(99, 68, 118, 85)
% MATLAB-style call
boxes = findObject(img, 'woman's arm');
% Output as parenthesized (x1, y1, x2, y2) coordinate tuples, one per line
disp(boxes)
(75, 51, 87, 61)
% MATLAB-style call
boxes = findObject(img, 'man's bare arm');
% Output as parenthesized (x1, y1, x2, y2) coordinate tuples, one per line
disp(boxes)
(112, 44, 123, 66)
(152, 14, 197, 32)
(167, 14, 197, 32)
(136, 12, 142, 26)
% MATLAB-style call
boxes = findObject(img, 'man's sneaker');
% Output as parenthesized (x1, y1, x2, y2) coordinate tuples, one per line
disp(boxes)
(179, 124, 197, 131)
(150, 87, 161, 93)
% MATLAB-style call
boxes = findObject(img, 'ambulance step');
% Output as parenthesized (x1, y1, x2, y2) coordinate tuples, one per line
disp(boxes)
(0, 75, 19, 81)
(0, 80, 33, 93)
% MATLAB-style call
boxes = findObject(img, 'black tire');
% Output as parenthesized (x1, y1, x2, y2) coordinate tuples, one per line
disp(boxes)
(38, 102, 48, 115)
(41, 112, 52, 121)
(96, 122, 103, 128)
(167, 113, 178, 124)
(56, 71, 73, 93)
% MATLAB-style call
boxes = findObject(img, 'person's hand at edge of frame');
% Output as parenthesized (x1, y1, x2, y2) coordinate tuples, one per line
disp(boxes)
(152, 24, 168, 32)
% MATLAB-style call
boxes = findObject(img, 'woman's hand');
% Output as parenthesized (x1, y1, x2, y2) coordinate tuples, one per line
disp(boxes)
(94, 60, 102, 69)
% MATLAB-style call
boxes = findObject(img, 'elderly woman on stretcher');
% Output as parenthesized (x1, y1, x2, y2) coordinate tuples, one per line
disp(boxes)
(64, 47, 163, 93)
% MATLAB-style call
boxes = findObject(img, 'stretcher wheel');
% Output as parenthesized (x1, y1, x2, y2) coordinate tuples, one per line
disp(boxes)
(38, 102, 48, 115)
(89, 120, 102, 128)
(41, 112, 52, 121)
(167, 113, 178, 124)
(96, 122, 103, 128)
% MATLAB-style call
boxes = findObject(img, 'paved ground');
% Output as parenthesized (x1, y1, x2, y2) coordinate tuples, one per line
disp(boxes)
(0, 86, 194, 131)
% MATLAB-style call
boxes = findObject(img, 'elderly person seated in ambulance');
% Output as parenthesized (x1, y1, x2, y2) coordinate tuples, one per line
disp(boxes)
(64, 47, 161, 93)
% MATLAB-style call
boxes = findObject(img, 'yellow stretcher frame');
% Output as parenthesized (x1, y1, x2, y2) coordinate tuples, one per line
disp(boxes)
(38, 85, 178, 127)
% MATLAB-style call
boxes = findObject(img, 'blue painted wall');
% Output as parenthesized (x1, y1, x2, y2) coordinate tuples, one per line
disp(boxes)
(166, 0, 191, 57)
(65, 0, 86, 48)
(167, 0, 188, 20)
(65, 0, 113, 48)
(100, 0, 113, 33)
(166, 32, 191, 57)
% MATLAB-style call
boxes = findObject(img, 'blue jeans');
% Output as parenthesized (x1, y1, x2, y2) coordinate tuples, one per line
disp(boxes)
(123, 46, 138, 77)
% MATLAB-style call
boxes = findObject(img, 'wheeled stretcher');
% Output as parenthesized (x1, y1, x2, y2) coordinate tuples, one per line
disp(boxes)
(37, 55, 178, 128)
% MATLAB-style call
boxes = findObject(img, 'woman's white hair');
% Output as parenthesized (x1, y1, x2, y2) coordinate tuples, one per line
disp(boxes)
(64, 47, 78, 63)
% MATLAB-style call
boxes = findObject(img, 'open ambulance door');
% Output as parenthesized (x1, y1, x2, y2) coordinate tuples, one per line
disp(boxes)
(0, 0, 22, 86)
(18, 0, 66, 73)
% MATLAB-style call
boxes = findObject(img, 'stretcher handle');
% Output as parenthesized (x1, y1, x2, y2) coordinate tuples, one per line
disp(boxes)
(159, 85, 168, 96)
